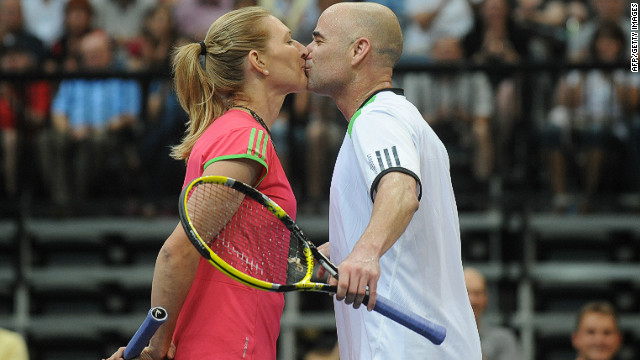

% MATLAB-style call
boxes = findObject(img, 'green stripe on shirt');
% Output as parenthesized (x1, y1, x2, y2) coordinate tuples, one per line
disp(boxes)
(247, 128, 268, 157)
(348, 95, 377, 137)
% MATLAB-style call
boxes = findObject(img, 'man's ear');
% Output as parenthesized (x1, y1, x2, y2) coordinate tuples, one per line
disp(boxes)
(248, 49, 269, 75)
(351, 37, 371, 66)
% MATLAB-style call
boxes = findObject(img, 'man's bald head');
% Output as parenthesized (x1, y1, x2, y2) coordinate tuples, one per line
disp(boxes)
(322, 2, 403, 67)
(80, 30, 113, 70)
(464, 267, 488, 321)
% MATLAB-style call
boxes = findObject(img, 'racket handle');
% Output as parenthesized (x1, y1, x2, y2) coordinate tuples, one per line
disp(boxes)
(123, 306, 168, 359)
(373, 295, 446, 345)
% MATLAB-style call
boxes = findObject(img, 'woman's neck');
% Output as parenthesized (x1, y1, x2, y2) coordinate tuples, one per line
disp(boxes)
(233, 82, 287, 127)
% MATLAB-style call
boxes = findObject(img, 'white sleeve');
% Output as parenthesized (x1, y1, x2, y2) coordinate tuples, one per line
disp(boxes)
(350, 109, 422, 202)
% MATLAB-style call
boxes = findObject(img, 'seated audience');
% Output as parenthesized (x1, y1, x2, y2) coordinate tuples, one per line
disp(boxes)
(512, 0, 568, 61)
(21, 0, 67, 51)
(568, 0, 631, 63)
(132, 4, 187, 215)
(0, 0, 46, 65)
(541, 21, 638, 213)
(172, 0, 234, 40)
(91, 0, 156, 66)
(48, 0, 95, 73)
(403, 0, 474, 61)
(462, 0, 531, 176)
(404, 37, 495, 183)
(45, 30, 141, 207)
(0, 43, 51, 198)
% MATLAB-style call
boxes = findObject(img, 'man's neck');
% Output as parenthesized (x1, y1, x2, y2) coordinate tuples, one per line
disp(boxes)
(337, 80, 394, 122)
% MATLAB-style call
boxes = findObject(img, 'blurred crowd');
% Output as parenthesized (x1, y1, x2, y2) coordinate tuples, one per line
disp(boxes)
(0, 0, 638, 216)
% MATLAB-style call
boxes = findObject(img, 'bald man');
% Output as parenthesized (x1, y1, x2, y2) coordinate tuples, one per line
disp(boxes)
(305, 3, 482, 359)
(464, 267, 520, 360)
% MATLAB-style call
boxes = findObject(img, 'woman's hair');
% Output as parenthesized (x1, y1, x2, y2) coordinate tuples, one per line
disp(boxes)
(66, 0, 93, 16)
(170, 6, 271, 161)
(589, 20, 626, 62)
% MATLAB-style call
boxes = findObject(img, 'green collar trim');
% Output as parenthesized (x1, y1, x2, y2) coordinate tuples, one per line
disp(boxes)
(348, 95, 377, 137)
(346, 88, 404, 137)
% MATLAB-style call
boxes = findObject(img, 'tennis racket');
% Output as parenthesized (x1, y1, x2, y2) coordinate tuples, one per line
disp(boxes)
(178, 175, 446, 345)
(123, 306, 168, 359)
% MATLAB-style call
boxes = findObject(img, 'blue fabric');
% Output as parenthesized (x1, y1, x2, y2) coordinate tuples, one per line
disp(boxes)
(52, 78, 141, 127)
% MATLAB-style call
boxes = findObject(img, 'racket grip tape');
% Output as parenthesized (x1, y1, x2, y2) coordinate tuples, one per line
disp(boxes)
(373, 295, 446, 345)
(123, 306, 168, 359)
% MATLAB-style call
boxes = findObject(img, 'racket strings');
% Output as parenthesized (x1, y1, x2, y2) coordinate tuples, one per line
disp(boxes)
(187, 182, 309, 285)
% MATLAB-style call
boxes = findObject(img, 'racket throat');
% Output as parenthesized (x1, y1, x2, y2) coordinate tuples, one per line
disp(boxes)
(320, 260, 339, 278)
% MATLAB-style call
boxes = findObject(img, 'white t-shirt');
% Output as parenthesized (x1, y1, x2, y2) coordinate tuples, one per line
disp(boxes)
(22, 0, 67, 48)
(566, 69, 640, 126)
(329, 89, 481, 360)
(403, 0, 474, 57)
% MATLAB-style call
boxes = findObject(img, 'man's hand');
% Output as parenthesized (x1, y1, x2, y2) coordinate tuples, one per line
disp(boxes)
(334, 243, 380, 311)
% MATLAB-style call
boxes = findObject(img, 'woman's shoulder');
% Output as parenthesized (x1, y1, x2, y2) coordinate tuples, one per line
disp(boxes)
(194, 110, 272, 153)
(210, 109, 262, 131)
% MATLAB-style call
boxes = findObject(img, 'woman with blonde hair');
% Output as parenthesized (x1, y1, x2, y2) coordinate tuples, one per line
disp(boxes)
(105, 6, 308, 360)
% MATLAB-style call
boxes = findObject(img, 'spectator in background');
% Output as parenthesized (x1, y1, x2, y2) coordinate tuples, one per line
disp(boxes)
(45, 30, 141, 206)
(564, 0, 591, 41)
(0, 0, 46, 66)
(132, 4, 186, 215)
(464, 267, 521, 360)
(0, 43, 51, 198)
(127, 3, 180, 71)
(296, 91, 345, 214)
(402, 0, 474, 61)
(290, 0, 344, 44)
(172, 0, 234, 40)
(462, 0, 530, 177)
(572, 301, 622, 360)
(21, 0, 67, 51)
(568, 0, 630, 63)
(541, 21, 637, 213)
(259, 0, 314, 41)
(404, 37, 495, 184)
(48, 0, 95, 73)
(91, 0, 156, 65)
(0, 327, 29, 360)
(514, 0, 567, 27)
(512, 0, 568, 61)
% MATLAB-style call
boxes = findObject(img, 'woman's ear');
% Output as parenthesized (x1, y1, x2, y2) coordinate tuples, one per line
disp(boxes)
(248, 50, 269, 76)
